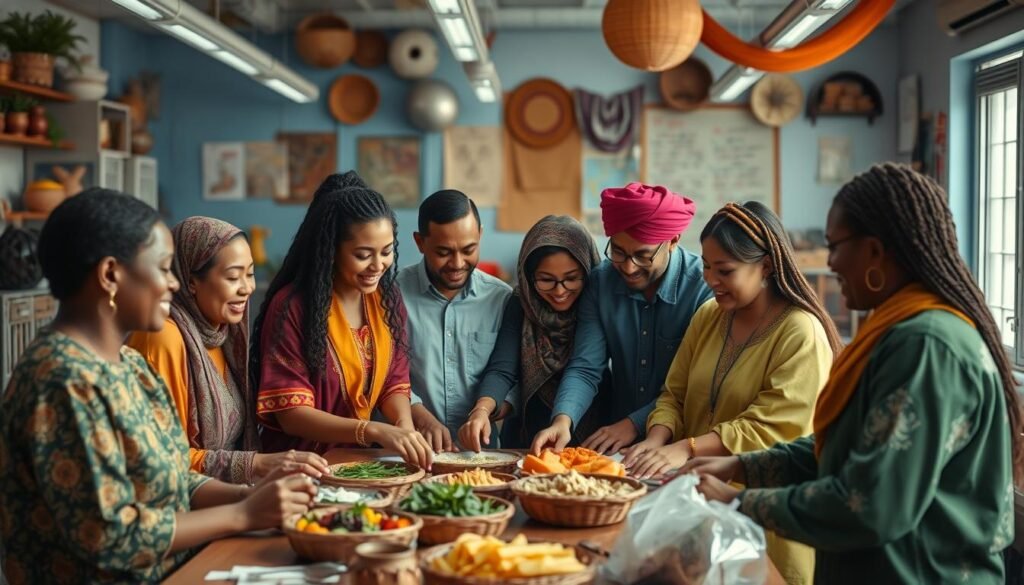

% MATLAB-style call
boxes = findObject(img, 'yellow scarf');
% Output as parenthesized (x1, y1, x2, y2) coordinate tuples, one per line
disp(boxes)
(813, 283, 974, 457)
(326, 291, 392, 421)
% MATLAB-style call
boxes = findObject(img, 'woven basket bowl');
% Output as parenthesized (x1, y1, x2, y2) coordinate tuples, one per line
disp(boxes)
(323, 461, 425, 498)
(419, 541, 600, 585)
(404, 494, 515, 546)
(283, 507, 422, 563)
(312, 487, 394, 510)
(424, 472, 518, 504)
(429, 450, 522, 475)
(511, 474, 647, 527)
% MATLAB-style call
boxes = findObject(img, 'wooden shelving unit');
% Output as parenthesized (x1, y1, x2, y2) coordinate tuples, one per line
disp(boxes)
(0, 133, 73, 149)
(3, 210, 48, 226)
(0, 79, 74, 102)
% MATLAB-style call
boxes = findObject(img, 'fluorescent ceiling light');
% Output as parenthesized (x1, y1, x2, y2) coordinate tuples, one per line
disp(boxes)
(428, 0, 462, 14)
(713, 69, 761, 102)
(474, 85, 496, 103)
(441, 17, 474, 47)
(110, 0, 162, 20)
(454, 46, 478, 61)
(211, 50, 259, 75)
(261, 78, 313, 103)
(160, 23, 220, 52)
(772, 13, 832, 48)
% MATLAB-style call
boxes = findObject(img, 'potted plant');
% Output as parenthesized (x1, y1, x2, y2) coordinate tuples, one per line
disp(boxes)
(0, 11, 84, 88)
(4, 94, 36, 136)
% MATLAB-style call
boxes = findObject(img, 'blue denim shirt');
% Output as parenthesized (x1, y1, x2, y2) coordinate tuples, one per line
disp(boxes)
(396, 261, 514, 439)
(551, 246, 712, 435)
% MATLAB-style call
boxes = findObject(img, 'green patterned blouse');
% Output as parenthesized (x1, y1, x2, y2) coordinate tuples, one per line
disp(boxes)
(0, 328, 211, 584)
(737, 310, 1014, 584)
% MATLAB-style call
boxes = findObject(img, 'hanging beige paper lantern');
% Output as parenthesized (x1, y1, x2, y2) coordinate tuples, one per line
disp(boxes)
(602, 0, 704, 72)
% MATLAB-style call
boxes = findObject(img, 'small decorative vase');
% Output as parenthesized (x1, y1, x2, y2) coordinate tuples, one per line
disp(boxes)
(12, 52, 55, 87)
(23, 180, 66, 213)
(27, 105, 47, 137)
(131, 127, 153, 155)
(351, 542, 420, 585)
(5, 112, 28, 136)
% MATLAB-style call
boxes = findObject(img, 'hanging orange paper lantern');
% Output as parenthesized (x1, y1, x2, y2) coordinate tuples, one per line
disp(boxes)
(602, 0, 704, 72)
(700, 0, 894, 72)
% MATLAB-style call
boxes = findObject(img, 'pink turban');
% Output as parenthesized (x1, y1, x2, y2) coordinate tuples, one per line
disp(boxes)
(600, 182, 696, 244)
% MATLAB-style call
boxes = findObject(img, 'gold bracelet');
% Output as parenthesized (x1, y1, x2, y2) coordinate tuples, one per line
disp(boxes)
(688, 436, 697, 458)
(355, 420, 369, 447)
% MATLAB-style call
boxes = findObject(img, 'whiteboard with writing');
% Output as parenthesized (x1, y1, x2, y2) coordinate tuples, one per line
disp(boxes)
(642, 106, 779, 253)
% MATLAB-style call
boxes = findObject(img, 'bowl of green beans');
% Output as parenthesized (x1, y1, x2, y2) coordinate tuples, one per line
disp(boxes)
(323, 460, 426, 497)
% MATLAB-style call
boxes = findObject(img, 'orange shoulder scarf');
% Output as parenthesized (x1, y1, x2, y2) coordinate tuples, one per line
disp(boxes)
(326, 291, 393, 420)
(813, 283, 974, 457)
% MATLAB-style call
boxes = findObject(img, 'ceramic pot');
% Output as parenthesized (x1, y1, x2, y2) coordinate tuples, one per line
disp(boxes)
(5, 112, 28, 136)
(351, 542, 420, 585)
(0, 113, 5, 134)
(28, 105, 47, 137)
(131, 128, 153, 155)
(13, 52, 55, 87)
(23, 180, 66, 213)
(0, 61, 11, 82)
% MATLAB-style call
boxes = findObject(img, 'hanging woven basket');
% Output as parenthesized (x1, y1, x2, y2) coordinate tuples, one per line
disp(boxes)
(602, 0, 704, 72)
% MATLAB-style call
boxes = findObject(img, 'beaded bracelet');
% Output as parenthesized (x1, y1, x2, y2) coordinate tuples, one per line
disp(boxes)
(355, 420, 370, 447)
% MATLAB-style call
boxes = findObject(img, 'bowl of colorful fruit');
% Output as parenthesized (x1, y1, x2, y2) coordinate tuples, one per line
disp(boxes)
(283, 502, 422, 562)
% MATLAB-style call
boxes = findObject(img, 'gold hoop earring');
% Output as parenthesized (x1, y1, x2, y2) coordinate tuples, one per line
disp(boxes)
(108, 290, 118, 314)
(865, 267, 885, 292)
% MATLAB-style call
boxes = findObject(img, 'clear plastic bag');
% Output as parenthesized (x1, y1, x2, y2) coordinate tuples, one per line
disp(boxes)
(599, 474, 767, 585)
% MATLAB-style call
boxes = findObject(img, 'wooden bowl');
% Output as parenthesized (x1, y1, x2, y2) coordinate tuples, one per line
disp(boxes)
(403, 494, 515, 546)
(512, 474, 646, 527)
(419, 540, 600, 585)
(425, 472, 518, 504)
(328, 74, 380, 125)
(323, 461, 426, 499)
(313, 486, 394, 510)
(429, 450, 522, 475)
(283, 507, 422, 563)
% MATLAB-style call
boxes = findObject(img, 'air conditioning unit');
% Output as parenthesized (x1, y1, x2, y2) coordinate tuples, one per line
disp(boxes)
(938, 0, 1024, 35)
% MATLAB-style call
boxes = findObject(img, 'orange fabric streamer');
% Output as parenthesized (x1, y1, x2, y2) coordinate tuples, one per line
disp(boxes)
(700, 0, 895, 73)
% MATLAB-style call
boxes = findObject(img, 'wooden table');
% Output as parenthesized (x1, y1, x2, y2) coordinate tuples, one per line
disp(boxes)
(165, 449, 784, 584)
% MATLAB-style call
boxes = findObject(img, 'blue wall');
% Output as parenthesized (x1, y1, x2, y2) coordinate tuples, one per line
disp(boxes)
(101, 21, 899, 272)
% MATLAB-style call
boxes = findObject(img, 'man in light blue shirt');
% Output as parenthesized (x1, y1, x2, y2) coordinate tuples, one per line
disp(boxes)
(397, 190, 514, 451)
(532, 182, 712, 455)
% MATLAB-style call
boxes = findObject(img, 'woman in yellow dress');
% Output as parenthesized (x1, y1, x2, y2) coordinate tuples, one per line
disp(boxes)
(622, 201, 842, 585)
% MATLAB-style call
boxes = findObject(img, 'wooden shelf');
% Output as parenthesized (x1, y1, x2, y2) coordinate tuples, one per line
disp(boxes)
(0, 79, 74, 102)
(3, 211, 49, 227)
(0, 133, 73, 150)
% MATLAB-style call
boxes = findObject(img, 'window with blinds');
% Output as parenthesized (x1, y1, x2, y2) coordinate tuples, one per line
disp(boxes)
(976, 50, 1023, 364)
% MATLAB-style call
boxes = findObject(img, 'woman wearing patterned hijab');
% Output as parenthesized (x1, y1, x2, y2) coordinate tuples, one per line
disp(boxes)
(459, 215, 604, 450)
(129, 217, 328, 483)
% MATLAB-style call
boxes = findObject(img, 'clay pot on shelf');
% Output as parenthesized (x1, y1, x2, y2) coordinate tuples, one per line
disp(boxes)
(0, 61, 11, 82)
(5, 111, 29, 136)
(131, 127, 153, 155)
(12, 52, 55, 87)
(27, 105, 47, 137)
(23, 179, 66, 213)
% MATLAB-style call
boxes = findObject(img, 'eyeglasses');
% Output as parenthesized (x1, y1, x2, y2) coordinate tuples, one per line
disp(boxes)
(825, 234, 862, 253)
(605, 241, 665, 268)
(534, 276, 585, 292)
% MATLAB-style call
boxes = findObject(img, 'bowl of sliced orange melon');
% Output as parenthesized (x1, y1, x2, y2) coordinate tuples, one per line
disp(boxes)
(520, 447, 626, 477)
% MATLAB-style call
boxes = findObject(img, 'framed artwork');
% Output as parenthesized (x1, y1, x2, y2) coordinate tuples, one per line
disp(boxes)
(443, 126, 501, 207)
(202, 142, 245, 201)
(357, 136, 421, 208)
(276, 132, 337, 204)
(244, 141, 288, 200)
(898, 75, 919, 154)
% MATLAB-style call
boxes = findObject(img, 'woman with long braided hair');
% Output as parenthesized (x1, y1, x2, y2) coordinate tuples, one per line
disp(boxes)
(622, 200, 838, 584)
(687, 163, 1019, 584)
(251, 171, 434, 470)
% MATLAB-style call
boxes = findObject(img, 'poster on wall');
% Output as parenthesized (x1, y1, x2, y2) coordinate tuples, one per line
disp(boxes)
(898, 75, 919, 154)
(244, 142, 289, 200)
(818, 136, 853, 184)
(276, 132, 338, 204)
(581, 146, 639, 235)
(443, 126, 501, 208)
(202, 142, 245, 201)
(358, 136, 421, 208)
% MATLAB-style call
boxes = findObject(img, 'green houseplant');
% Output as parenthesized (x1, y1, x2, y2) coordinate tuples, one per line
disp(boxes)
(0, 11, 84, 88)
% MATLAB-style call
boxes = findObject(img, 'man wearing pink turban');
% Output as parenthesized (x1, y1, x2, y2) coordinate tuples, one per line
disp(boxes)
(531, 183, 711, 455)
